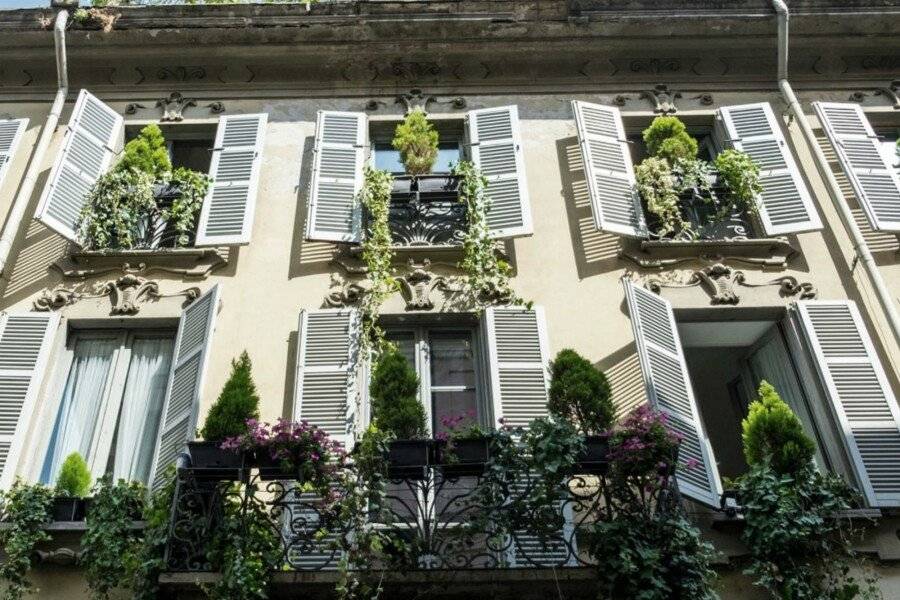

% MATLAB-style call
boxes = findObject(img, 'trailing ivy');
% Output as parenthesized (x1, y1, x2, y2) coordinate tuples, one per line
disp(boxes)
(132, 468, 177, 600)
(453, 160, 528, 309)
(0, 481, 53, 600)
(635, 157, 689, 239)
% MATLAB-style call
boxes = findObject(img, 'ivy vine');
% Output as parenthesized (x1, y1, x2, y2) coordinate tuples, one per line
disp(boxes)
(0, 481, 53, 600)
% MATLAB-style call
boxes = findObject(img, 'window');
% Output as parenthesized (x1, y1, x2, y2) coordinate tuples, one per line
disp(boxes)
(875, 126, 900, 171)
(384, 326, 483, 436)
(124, 123, 216, 174)
(40, 330, 175, 486)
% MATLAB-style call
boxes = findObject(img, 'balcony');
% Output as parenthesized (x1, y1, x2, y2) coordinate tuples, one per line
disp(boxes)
(368, 174, 467, 249)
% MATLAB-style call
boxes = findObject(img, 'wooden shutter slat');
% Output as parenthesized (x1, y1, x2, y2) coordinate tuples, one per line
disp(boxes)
(294, 309, 360, 447)
(796, 300, 900, 507)
(468, 106, 532, 238)
(196, 113, 267, 245)
(148, 285, 219, 488)
(0, 119, 28, 195)
(623, 279, 722, 507)
(814, 102, 900, 232)
(0, 313, 59, 489)
(572, 101, 646, 237)
(717, 102, 821, 235)
(306, 111, 366, 243)
(36, 90, 122, 242)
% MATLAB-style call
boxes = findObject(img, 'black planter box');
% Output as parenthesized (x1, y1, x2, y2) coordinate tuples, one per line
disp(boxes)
(436, 438, 490, 477)
(574, 435, 609, 475)
(50, 497, 87, 522)
(188, 441, 244, 470)
(249, 451, 299, 481)
(386, 440, 432, 480)
(415, 174, 459, 194)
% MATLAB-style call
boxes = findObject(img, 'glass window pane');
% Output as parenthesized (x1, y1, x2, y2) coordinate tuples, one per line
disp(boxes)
(41, 337, 118, 484)
(429, 334, 475, 388)
(374, 143, 404, 174)
(374, 142, 461, 175)
(434, 143, 461, 173)
(432, 390, 478, 436)
(109, 337, 175, 484)
(385, 331, 417, 373)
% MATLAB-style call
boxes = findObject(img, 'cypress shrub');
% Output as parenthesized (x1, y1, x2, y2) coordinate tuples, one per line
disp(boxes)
(742, 380, 816, 475)
(55, 452, 91, 498)
(370, 348, 427, 439)
(199, 351, 261, 442)
(547, 349, 614, 434)
(116, 123, 171, 180)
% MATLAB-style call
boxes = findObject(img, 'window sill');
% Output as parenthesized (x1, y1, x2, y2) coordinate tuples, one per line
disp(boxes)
(53, 247, 228, 280)
(620, 237, 797, 269)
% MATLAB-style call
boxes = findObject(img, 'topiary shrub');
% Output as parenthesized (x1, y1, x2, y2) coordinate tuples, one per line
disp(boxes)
(370, 347, 427, 439)
(200, 351, 261, 442)
(392, 108, 439, 176)
(742, 380, 815, 476)
(642, 116, 698, 164)
(116, 124, 171, 180)
(547, 349, 613, 434)
(55, 452, 91, 498)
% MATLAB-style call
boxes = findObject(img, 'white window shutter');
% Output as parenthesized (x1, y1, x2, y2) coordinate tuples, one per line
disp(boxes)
(717, 102, 821, 235)
(293, 308, 361, 447)
(795, 301, 900, 507)
(148, 285, 219, 489)
(196, 114, 267, 245)
(36, 89, 122, 242)
(0, 119, 28, 194)
(467, 106, 533, 238)
(483, 306, 550, 429)
(305, 111, 367, 243)
(0, 313, 59, 489)
(571, 101, 646, 237)
(813, 102, 900, 232)
(622, 279, 722, 507)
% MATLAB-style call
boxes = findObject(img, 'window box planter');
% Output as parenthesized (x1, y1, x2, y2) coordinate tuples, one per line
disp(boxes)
(187, 441, 244, 470)
(414, 174, 460, 198)
(435, 438, 490, 477)
(574, 435, 609, 475)
(386, 440, 433, 480)
(246, 451, 301, 481)
(50, 497, 88, 522)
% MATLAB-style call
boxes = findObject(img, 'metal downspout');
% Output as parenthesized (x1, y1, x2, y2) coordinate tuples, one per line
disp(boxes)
(771, 0, 900, 352)
(0, 9, 69, 277)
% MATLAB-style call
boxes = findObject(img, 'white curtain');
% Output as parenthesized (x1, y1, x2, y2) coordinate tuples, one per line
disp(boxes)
(112, 337, 174, 484)
(42, 337, 118, 485)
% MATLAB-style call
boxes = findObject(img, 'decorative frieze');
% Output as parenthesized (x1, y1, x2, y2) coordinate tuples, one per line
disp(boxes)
(52, 248, 227, 280)
(644, 263, 816, 305)
(34, 275, 200, 315)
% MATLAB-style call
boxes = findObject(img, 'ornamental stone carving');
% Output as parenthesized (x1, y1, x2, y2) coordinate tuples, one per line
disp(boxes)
(34, 276, 200, 315)
(157, 92, 197, 122)
(645, 263, 816, 305)
(398, 259, 448, 310)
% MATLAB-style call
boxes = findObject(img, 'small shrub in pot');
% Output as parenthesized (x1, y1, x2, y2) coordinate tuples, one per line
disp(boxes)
(52, 452, 91, 521)
(392, 108, 439, 176)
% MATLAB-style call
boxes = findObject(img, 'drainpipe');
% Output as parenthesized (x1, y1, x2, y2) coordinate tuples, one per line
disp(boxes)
(0, 9, 69, 278)
(771, 0, 900, 352)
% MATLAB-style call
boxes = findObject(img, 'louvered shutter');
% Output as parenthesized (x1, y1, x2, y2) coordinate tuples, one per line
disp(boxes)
(484, 306, 550, 428)
(623, 279, 722, 507)
(0, 313, 59, 489)
(717, 102, 821, 235)
(148, 285, 219, 489)
(36, 89, 122, 242)
(572, 101, 646, 237)
(467, 106, 532, 238)
(0, 119, 28, 194)
(795, 301, 900, 506)
(293, 309, 360, 447)
(305, 111, 366, 243)
(813, 102, 900, 232)
(196, 114, 267, 245)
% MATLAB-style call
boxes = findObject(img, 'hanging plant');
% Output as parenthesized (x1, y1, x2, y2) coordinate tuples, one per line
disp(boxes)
(392, 108, 439, 176)
(0, 481, 54, 600)
(714, 149, 761, 212)
(453, 160, 529, 309)
(358, 166, 397, 353)
(635, 157, 691, 239)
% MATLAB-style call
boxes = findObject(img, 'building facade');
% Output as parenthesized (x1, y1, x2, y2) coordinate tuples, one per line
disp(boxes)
(0, 0, 898, 597)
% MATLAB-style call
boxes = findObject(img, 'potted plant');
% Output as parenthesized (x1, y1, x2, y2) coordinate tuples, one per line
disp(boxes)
(547, 349, 614, 474)
(392, 108, 439, 188)
(51, 452, 91, 521)
(191, 351, 260, 474)
(434, 412, 491, 476)
(369, 347, 430, 479)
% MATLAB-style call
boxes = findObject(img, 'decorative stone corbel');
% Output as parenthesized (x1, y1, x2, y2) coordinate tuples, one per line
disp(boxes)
(645, 263, 816, 305)
(35, 547, 80, 566)
(157, 92, 197, 122)
(397, 259, 448, 310)
(639, 85, 682, 114)
(385, 89, 466, 115)
(206, 101, 226, 114)
(324, 281, 367, 308)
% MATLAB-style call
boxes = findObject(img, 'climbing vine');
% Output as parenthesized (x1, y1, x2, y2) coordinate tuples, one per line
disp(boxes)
(358, 166, 397, 354)
(0, 481, 54, 600)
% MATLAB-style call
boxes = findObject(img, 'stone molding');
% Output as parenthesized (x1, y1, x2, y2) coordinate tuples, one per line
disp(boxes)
(643, 263, 816, 305)
(620, 238, 798, 269)
(34, 274, 200, 315)
(52, 248, 227, 280)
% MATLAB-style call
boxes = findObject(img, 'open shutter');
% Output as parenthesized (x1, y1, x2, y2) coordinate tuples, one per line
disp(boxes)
(717, 102, 821, 235)
(196, 113, 267, 245)
(293, 309, 360, 447)
(148, 285, 219, 489)
(795, 301, 900, 507)
(572, 101, 646, 237)
(623, 279, 722, 507)
(36, 89, 122, 242)
(814, 102, 900, 232)
(0, 119, 28, 193)
(0, 313, 59, 489)
(467, 106, 532, 238)
(305, 111, 366, 243)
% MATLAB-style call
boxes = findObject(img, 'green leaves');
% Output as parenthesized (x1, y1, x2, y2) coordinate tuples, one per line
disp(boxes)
(642, 116, 699, 164)
(54, 452, 92, 498)
(547, 348, 614, 435)
(742, 381, 816, 476)
(0, 481, 53, 600)
(391, 109, 439, 176)
(358, 166, 396, 354)
(715, 148, 762, 209)
(200, 351, 261, 442)
(369, 348, 427, 440)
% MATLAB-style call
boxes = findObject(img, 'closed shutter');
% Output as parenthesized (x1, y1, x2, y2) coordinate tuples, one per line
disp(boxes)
(623, 279, 722, 507)
(717, 102, 821, 235)
(467, 106, 532, 238)
(196, 113, 267, 245)
(0, 313, 59, 489)
(572, 101, 646, 237)
(814, 102, 900, 232)
(36, 89, 122, 242)
(148, 285, 219, 489)
(305, 111, 366, 243)
(293, 309, 360, 447)
(0, 119, 28, 194)
(795, 301, 900, 507)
